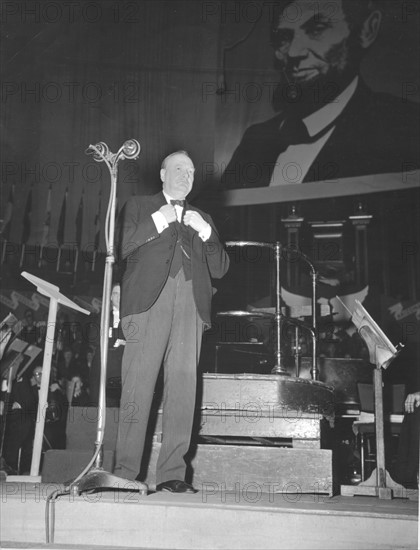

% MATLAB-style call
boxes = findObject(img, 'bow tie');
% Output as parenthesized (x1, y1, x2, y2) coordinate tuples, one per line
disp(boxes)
(279, 116, 312, 146)
(279, 116, 336, 146)
(170, 199, 185, 207)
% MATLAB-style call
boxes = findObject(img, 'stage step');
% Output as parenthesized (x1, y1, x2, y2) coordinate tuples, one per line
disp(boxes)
(1, 482, 418, 549)
(1, 544, 156, 550)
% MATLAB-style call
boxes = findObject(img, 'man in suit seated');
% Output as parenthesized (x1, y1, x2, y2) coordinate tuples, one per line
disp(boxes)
(223, 0, 419, 189)
(2, 365, 67, 473)
(113, 150, 230, 493)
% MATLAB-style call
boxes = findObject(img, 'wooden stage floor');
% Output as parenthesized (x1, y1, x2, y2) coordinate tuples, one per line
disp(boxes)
(1, 482, 418, 549)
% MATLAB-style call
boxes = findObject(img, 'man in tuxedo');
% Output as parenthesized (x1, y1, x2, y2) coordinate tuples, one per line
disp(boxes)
(113, 151, 230, 493)
(223, 0, 419, 188)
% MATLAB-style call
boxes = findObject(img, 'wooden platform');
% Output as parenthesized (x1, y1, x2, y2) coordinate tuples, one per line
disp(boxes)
(0, 482, 418, 549)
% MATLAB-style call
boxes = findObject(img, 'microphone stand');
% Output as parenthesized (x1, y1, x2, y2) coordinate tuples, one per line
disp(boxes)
(69, 140, 147, 496)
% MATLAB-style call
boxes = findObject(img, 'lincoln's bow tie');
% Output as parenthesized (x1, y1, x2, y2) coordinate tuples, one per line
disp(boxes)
(170, 199, 185, 207)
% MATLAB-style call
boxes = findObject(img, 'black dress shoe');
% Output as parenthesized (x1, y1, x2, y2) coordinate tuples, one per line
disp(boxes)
(156, 480, 198, 494)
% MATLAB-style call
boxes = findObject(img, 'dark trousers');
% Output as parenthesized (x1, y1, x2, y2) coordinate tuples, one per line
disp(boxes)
(3, 412, 35, 472)
(395, 407, 420, 488)
(114, 270, 203, 483)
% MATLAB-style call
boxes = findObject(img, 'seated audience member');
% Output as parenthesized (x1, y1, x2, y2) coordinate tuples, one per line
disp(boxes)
(45, 365, 68, 449)
(339, 325, 369, 360)
(66, 374, 90, 407)
(21, 309, 46, 348)
(76, 346, 95, 392)
(55, 312, 73, 354)
(56, 347, 91, 407)
(395, 391, 420, 489)
(57, 347, 79, 382)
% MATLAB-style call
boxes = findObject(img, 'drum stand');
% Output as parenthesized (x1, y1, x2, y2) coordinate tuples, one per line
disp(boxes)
(225, 241, 289, 375)
(224, 241, 319, 379)
(68, 140, 147, 496)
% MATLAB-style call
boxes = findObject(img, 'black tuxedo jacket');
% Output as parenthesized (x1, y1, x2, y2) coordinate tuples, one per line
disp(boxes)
(223, 80, 419, 188)
(118, 192, 229, 326)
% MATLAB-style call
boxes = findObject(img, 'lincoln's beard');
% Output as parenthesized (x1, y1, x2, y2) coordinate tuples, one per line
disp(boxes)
(272, 36, 362, 116)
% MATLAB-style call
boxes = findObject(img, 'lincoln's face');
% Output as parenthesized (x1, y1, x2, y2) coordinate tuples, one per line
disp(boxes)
(273, 1, 353, 85)
(271, 0, 374, 112)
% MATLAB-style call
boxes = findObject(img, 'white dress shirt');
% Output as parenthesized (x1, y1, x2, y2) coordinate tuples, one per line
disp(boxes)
(151, 191, 211, 241)
(269, 77, 359, 186)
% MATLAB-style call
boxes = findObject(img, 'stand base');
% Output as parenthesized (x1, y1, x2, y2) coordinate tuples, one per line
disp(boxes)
(6, 475, 42, 483)
(271, 364, 290, 376)
(68, 469, 148, 496)
(341, 468, 417, 500)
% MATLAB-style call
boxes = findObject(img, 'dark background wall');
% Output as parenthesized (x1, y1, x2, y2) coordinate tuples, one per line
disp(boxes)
(1, 1, 419, 384)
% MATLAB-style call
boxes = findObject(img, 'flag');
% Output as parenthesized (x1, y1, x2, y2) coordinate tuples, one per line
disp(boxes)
(75, 188, 84, 247)
(0, 184, 14, 240)
(41, 184, 52, 247)
(21, 184, 33, 244)
(94, 189, 102, 250)
(57, 187, 68, 246)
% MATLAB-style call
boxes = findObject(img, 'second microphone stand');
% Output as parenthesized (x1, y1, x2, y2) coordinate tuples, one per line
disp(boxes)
(69, 140, 147, 496)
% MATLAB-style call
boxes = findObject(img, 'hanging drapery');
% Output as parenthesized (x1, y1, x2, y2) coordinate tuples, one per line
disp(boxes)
(74, 187, 85, 272)
(1, 1, 220, 249)
(40, 184, 52, 247)
(0, 184, 14, 241)
(38, 183, 52, 267)
(56, 188, 68, 247)
(21, 184, 33, 244)
(75, 188, 84, 248)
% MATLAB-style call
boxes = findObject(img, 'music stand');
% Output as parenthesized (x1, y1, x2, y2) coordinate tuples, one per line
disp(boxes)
(339, 300, 408, 499)
(6, 272, 90, 483)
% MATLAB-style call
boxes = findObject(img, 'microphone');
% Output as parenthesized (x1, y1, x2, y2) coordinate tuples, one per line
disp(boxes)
(120, 139, 141, 160)
(85, 142, 110, 162)
(85, 140, 141, 163)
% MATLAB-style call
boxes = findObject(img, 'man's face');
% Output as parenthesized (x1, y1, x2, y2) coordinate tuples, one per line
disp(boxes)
(161, 153, 195, 199)
(111, 285, 120, 309)
(33, 367, 42, 387)
(272, 0, 361, 110)
(25, 311, 34, 326)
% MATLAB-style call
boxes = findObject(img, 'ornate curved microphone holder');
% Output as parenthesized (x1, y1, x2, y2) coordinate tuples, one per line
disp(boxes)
(69, 139, 147, 496)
